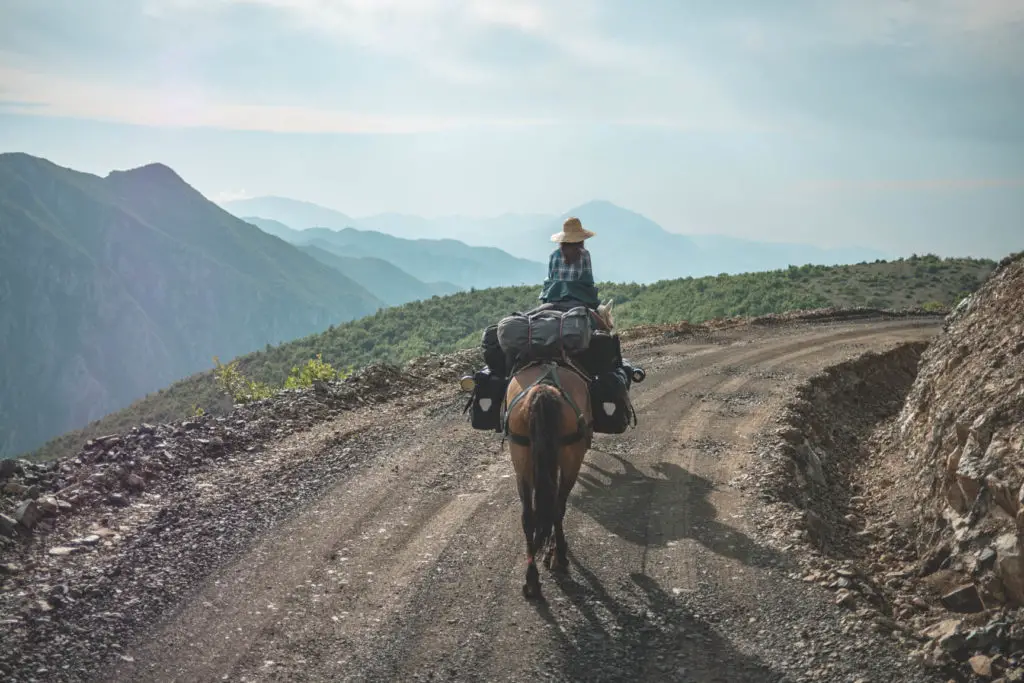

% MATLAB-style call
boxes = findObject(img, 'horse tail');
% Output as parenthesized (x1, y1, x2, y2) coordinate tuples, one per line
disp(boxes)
(527, 384, 562, 552)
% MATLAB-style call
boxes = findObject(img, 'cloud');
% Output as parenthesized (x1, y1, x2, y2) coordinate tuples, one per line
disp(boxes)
(823, 0, 1024, 70)
(795, 177, 1024, 195)
(0, 64, 560, 133)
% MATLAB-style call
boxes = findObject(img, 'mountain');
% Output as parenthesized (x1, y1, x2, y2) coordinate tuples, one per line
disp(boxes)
(509, 201, 700, 283)
(299, 244, 461, 306)
(221, 196, 355, 230)
(0, 153, 384, 458)
(296, 228, 543, 290)
(237, 210, 542, 291)
(242, 216, 302, 242)
(519, 201, 889, 283)
(355, 212, 555, 245)
(225, 195, 890, 285)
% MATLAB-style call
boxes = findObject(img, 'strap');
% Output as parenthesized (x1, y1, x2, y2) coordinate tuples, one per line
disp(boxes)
(506, 424, 590, 448)
(502, 362, 591, 448)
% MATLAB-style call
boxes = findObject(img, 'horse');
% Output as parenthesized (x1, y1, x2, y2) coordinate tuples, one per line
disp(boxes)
(504, 300, 615, 599)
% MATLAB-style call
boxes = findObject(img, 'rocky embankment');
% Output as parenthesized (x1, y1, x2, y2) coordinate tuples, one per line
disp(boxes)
(0, 357, 477, 680)
(754, 253, 1024, 682)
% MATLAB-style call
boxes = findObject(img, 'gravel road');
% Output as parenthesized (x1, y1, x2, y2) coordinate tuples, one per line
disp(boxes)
(5, 318, 948, 683)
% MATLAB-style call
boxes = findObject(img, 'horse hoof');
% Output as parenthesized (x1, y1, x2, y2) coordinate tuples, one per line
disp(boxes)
(522, 583, 543, 600)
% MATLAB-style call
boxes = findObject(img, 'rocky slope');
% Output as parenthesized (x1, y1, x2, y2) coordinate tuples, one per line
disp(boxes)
(750, 253, 1024, 681)
(884, 252, 1024, 671)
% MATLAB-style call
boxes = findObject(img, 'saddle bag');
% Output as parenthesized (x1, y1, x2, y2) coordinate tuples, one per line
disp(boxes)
(481, 324, 507, 377)
(496, 306, 593, 362)
(589, 368, 636, 434)
(466, 366, 507, 432)
(575, 330, 621, 377)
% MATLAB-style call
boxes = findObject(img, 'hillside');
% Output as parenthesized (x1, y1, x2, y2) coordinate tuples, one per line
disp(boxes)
(0, 153, 383, 457)
(25, 254, 994, 463)
(299, 244, 461, 306)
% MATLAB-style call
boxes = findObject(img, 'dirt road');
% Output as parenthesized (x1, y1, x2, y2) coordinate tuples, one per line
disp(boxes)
(92, 319, 941, 682)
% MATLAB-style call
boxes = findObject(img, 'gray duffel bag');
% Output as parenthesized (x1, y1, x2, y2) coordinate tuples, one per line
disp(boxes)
(497, 306, 593, 360)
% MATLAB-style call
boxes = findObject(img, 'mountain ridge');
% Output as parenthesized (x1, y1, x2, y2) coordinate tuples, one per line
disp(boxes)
(225, 195, 888, 282)
(0, 153, 385, 457)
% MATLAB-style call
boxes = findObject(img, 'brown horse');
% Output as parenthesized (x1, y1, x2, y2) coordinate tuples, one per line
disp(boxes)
(504, 301, 614, 599)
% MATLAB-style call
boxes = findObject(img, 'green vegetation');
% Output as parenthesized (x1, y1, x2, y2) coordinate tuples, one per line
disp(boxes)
(213, 354, 351, 403)
(25, 254, 995, 463)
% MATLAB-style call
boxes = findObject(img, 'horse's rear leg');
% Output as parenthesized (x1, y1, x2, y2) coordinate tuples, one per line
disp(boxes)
(549, 475, 576, 573)
(519, 481, 542, 599)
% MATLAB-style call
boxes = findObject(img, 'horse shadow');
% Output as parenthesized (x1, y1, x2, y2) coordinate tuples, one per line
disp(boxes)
(572, 451, 788, 571)
(527, 556, 787, 682)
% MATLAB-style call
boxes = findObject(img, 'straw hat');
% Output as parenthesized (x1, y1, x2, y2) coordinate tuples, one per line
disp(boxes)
(550, 216, 595, 243)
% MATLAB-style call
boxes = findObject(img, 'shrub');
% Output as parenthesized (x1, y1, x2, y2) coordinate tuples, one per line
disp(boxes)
(284, 354, 352, 389)
(213, 356, 275, 403)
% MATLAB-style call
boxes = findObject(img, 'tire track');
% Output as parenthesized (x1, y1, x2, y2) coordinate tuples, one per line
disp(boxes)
(109, 319, 942, 683)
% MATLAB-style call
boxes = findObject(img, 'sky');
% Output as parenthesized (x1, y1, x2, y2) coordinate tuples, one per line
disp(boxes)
(1, 0, 1022, 258)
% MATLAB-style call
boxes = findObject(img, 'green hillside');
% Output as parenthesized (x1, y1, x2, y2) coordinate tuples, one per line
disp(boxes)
(24, 254, 994, 463)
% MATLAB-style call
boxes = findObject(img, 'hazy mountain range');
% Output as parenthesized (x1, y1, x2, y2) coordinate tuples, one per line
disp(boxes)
(223, 197, 887, 283)
(0, 154, 387, 457)
(3, 152, 890, 458)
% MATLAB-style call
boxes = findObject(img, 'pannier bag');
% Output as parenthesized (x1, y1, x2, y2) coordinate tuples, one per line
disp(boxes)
(481, 324, 508, 377)
(497, 306, 593, 361)
(575, 330, 621, 378)
(589, 365, 637, 434)
(467, 366, 507, 431)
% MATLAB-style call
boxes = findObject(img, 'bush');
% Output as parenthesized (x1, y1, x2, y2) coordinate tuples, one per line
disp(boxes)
(214, 353, 351, 403)
(213, 356, 275, 404)
(284, 354, 352, 389)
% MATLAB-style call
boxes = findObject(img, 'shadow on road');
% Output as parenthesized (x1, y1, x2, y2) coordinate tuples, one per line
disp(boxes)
(529, 555, 787, 682)
(573, 452, 788, 571)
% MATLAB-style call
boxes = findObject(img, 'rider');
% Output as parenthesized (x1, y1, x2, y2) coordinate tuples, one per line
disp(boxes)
(537, 217, 599, 313)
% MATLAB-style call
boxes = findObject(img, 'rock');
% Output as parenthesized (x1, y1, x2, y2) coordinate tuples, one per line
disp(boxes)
(835, 590, 856, 607)
(0, 458, 17, 479)
(36, 497, 59, 517)
(994, 534, 1024, 605)
(14, 500, 41, 529)
(107, 493, 129, 508)
(3, 481, 28, 495)
(126, 474, 146, 492)
(940, 583, 985, 613)
(970, 654, 996, 679)
(0, 513, 17, 538)
(47, 546, 76, 556)
(979, 547, 998, 570)
(922, 619, 966, 655)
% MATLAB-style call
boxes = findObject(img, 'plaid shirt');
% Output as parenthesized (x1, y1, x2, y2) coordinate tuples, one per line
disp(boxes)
(540, 247, 599, 306)
(547, 247, 595, 284)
